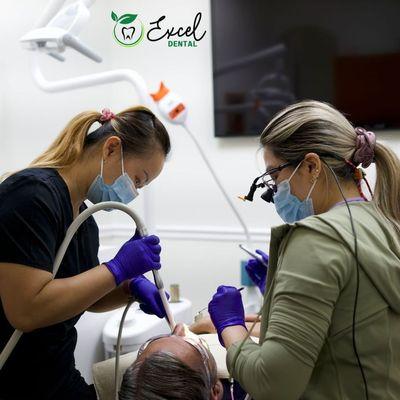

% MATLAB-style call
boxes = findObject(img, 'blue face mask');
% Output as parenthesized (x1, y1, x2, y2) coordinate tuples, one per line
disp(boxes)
(274, 162, 317, 223)
(87, 149, 139, 208)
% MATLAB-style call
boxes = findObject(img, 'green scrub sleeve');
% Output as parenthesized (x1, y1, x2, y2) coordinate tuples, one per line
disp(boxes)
(226, 227, 352, 400)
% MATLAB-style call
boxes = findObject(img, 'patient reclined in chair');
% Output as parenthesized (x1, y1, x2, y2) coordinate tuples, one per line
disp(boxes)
(93, 323, 249, 400)
(119, 323, 223, 400)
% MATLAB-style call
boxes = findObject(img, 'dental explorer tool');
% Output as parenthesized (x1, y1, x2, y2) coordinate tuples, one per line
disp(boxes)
(195, 288, 244, 321)
(239, 244, 268, 267)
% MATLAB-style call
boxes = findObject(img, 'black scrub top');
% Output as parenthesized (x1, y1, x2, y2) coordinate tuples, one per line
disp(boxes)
(0, 168, 100, 400)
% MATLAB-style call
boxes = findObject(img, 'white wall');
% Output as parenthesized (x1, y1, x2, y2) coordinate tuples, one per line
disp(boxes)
(2, 0, 400, 383)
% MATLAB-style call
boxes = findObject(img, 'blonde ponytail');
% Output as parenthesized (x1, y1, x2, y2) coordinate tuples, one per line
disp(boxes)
(30, 111, 101, 169)
(373, 142, 400, 234)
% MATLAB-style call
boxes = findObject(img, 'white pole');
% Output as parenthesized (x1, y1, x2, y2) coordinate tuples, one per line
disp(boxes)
(32, 56, 152, 103)
(182, 123, 252, 247)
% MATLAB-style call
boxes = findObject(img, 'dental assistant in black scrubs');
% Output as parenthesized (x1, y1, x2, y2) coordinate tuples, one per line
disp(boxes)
(0, 106, 171, 399)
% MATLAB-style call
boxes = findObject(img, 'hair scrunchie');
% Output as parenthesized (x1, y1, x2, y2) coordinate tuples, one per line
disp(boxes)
(352, 127, 376, 168)
(99, 108, 115, 123)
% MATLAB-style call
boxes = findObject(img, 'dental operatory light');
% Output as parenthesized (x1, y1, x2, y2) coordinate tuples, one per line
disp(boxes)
(150, 82, 188, 124)
(19, 0, 101, 62)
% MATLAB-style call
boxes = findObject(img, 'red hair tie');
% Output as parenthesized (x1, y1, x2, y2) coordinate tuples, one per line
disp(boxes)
(99, 108, 115, 123)
(345, 160, 373, 201)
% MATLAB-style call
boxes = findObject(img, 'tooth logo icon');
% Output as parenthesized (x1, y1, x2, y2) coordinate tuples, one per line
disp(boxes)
(111, 11, 144, 47)
(122, 27, 135, 40)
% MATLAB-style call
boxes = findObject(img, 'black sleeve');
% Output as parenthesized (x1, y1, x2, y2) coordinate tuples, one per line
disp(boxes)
(0, 179, 60, 273)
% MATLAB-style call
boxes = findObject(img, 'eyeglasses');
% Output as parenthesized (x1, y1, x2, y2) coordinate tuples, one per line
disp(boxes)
(240, 161, 293, 203)
(260, 161, 292, 188)
(137, 333, 213, 387)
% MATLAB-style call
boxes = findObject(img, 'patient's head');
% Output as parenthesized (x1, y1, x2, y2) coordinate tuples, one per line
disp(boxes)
(119, 323, 223, 400)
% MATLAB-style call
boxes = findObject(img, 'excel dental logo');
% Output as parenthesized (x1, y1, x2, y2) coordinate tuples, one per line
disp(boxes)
(147, 12, 206, 48)
(110, 11, 206, 49)
(111, 11, 144, 47)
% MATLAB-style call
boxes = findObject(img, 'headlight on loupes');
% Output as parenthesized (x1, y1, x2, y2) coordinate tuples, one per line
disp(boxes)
(238, 174, 277, 203)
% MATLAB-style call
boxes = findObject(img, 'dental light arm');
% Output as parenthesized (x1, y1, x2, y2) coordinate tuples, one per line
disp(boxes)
(20, 28, 102, 63)
(20, 0, 102, 63)
(33, 0, 97, 30)
(63, 33, 102, 62)
(30, 55, 152, 105)
(34, 0, 67, 29)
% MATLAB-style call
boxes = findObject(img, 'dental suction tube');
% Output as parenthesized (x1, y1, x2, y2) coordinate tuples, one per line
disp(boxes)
(0, 201, 175, 375)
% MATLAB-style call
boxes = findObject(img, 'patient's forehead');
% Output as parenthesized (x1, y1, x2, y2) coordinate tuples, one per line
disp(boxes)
(139, 336, 201, 371)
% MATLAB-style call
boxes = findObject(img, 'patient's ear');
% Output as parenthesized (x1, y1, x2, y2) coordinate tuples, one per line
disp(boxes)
(210, 380, 223, 400)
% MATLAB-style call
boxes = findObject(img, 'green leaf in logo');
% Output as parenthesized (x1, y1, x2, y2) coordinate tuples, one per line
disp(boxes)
(111, 11, 118, 22)
(119, 14, 137, 24)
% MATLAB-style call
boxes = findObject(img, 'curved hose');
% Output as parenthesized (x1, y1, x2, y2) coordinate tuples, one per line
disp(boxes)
(0, 201, 176, 397)
(114, 298, 135, 400)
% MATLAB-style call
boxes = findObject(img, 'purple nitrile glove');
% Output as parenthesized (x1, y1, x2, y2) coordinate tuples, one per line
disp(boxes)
(129, 275, 170, 318)
(208, 285, 246, 347)
(245, 249, 269, 294)
(104, 235, 161, 285)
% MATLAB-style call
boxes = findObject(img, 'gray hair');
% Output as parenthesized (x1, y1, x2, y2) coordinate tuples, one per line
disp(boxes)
(119, 352, 210, 400)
